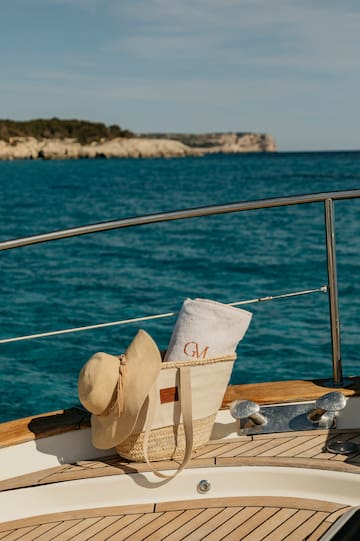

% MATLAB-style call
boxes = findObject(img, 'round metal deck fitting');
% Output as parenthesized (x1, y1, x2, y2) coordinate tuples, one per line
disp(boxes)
(197, 480, 211, 494)
(316, 391, 347, 412)
(307, 391, 347, 427)
(230, 399, 260, 420)
(326, 440, 359, 455)
(229, 399, 266, 426)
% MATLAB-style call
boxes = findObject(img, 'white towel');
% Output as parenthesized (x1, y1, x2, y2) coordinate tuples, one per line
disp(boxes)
(164, 298, 252, 362)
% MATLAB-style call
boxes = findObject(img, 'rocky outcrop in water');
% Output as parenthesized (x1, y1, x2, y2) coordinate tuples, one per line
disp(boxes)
(0, 132, 276, 160)
(141, 132, 277, 153)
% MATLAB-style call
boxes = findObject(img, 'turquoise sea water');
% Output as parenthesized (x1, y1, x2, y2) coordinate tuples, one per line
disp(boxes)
(0, 152, 359, 422)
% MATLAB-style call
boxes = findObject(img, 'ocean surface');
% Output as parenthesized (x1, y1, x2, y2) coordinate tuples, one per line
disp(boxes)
(0, 152, 359, 422)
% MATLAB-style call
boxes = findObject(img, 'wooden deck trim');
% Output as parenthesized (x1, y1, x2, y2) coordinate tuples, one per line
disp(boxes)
(156, 496, 347, 513)
(0, 407, 90, 448)
(0, 504, 156, 531)
(0, 457, 216, 492)
(1, 454, 358, 493)
(0, 496, 349, 533)
(0, 376, 359, 449)
(215, 455, 360, 473)
(221, 376, 360, 408)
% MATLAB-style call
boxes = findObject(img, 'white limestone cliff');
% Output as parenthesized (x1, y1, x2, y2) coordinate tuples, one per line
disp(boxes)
(0, 133, 276, 160)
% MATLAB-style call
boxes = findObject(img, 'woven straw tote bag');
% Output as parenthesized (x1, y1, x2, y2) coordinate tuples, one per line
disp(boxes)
(116, 353, 235, 477)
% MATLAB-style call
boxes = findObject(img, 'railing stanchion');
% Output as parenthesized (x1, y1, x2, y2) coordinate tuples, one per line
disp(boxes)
(324, 198, 343, 386)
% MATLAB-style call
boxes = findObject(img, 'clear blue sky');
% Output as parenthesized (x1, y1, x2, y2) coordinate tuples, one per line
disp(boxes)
(1, 0, 359, 151)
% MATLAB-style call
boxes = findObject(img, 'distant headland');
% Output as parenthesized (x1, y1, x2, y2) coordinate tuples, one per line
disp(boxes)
(0, 118, 277, 160)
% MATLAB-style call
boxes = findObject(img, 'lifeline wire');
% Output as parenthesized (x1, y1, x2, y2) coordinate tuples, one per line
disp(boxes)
(0, 285, 327, 344)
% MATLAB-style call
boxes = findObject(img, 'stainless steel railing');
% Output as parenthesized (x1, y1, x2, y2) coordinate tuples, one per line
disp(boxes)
(0, 190, 359, 251)
(1, 189, 360, 386)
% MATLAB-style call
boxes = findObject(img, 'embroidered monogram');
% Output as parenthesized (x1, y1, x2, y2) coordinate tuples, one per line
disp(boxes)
(183, 341, 209, 359)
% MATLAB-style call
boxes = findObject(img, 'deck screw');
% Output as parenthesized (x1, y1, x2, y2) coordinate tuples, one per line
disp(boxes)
(197, 479, 211, 494)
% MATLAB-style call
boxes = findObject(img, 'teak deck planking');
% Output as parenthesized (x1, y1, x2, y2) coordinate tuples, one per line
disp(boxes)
(0, 497, 351, 541)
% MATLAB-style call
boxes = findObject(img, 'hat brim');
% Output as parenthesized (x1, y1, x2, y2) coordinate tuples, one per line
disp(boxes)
(91, 329, 161, 449)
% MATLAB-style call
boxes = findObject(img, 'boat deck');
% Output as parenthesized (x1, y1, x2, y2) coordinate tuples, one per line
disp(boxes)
(1, 380, 360, 539)
(1, 428, 360, 540)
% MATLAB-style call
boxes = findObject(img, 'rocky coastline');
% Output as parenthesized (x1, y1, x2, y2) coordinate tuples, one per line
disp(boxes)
(0, 132, 276, 160)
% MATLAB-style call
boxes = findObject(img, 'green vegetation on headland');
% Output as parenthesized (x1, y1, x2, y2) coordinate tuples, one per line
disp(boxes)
(0, 118, 133, 144)
(0, 118, 277, 159)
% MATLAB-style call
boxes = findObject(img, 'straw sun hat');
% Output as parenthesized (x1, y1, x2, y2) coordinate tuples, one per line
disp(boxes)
(78, 329, 162, 449)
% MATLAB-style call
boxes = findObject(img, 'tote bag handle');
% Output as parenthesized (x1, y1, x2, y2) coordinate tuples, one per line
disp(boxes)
(142, 365, 194, 479)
